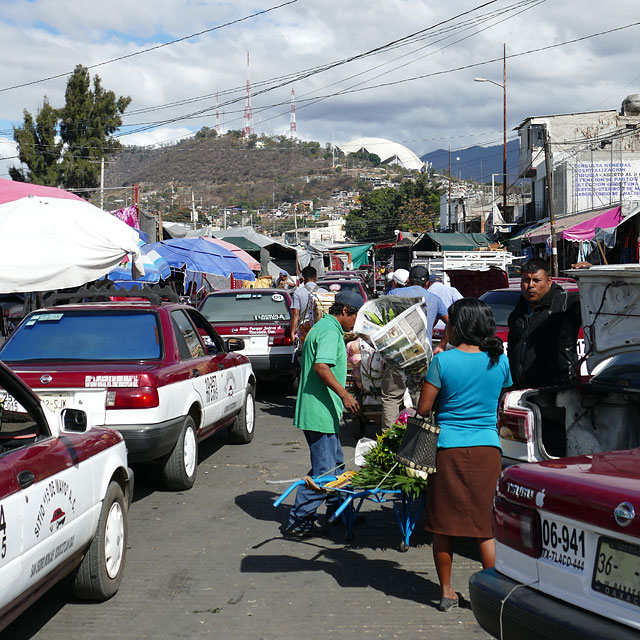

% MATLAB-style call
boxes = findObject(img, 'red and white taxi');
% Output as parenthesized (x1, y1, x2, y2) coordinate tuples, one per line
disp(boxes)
(0, 293, 256, 491)
(470, 449, 640, 639)
(199, 289, 295, 382)
(0, 360, 132, 631)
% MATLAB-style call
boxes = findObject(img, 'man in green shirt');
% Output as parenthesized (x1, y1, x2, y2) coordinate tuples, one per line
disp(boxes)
(284, 290, 362, 538)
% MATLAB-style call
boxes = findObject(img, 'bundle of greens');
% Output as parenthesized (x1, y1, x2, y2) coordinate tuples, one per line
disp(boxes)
(350, 421, 428, 498)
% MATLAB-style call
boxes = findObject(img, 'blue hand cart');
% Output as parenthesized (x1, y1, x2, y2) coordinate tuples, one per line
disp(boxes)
(274, 475, 425, 551)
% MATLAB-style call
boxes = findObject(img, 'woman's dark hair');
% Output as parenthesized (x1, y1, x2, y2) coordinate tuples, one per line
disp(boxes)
(447, 298, 503, 366)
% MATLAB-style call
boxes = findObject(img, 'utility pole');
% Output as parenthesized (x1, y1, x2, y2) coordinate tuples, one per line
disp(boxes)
(543, 126, 559, 277)
(191, 191, 196, 230)
(448, 147, 452, 230)
(502, 43, 508, 223)
(100, 157, 105, 210)
(293, 206, 299, 244)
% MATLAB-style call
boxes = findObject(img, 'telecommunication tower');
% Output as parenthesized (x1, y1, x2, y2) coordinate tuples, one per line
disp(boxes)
(243, 52, 254, 137)
(290, 88, 297, 137)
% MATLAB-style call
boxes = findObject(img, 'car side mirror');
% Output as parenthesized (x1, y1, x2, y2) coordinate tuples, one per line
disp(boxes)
(61, 408, 88, 433)
(226, 337, 245, 352)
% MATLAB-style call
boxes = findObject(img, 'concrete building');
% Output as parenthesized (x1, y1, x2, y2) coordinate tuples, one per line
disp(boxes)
(516, 95, 640, 222)
(283, 218, 345, 244)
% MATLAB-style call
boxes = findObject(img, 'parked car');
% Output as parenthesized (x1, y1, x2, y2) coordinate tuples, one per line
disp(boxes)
(497, 265, 636, 464)
(469, 448, 640, 639)
(0, 287, 256, 490)
(199, 288, 296, 383)
(0, 359, 132, 631)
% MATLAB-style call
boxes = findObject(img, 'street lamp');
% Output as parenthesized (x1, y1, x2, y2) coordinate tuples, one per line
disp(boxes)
(474, 43, 507, 222)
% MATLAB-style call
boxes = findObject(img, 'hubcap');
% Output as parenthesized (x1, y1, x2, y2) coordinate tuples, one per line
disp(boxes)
(104, 501, 124, 579)
(246, 395, 255, 433)
(183, 426, 197, 477)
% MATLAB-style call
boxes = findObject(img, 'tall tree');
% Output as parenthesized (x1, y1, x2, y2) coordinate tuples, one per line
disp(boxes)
(10, 98, 62, 184)
(58, 65, 131, 190)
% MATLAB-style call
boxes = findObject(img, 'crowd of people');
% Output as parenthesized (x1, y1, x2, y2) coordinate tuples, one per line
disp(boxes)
(282, 258, 583, 612)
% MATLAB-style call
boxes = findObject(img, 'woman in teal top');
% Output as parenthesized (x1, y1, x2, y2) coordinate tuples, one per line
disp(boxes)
(417, 298, 512, 612)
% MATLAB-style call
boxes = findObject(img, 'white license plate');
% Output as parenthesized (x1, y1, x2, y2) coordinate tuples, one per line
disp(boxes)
(37, 393, 69, 412)
(540, 516, 586, 571)
(592, 537, 640, 607)
(0, 390, 27, 413)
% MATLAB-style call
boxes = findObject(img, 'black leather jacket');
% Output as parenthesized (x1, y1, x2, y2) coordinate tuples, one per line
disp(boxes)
(507, 283, 582, 389)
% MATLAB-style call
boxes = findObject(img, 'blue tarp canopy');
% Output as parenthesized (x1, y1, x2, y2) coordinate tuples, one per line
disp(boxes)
(147, 238, 256, 280)
(107, 245, 171, 283)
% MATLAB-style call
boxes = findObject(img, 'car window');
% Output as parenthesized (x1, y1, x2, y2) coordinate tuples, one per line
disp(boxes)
(479, 291, 521, 326)
(200, 292, 290, 323)
(591, 352, 640, 388)
(171, 310, 206, 360)
(185, 310, 224, 355)
(0, 382, 47, 456)
(322, 281, 365, 300)
(0, 310, 162, 362)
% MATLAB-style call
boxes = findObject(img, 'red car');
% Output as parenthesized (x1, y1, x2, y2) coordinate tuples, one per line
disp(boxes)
(470, 449, 640, 639)
(0, 288, 257, 490)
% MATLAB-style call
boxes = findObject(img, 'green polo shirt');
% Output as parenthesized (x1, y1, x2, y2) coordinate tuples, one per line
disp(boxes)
(294, 313, 346, 434)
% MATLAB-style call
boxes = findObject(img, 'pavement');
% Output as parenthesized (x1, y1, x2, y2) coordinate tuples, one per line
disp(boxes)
(5, 382, 492, 640)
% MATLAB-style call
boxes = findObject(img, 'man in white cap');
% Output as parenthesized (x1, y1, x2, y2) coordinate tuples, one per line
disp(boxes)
(390, 268, 410, 289)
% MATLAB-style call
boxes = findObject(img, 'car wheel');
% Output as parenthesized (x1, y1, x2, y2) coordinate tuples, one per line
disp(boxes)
(228, 388, 255, 444)
(72, 481, 127, 600)
(162, 415, 198, 490)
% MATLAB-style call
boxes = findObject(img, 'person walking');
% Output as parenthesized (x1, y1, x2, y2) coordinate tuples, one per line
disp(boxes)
(284, 290, 362, 537)
(289, 266, 327, 342)
(380, 265, 449, 428)
(507, 258, 582, 389)
(417, 298, 512, 611)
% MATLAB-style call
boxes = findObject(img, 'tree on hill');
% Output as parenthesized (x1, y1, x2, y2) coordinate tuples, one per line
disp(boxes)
(11, 64, 131, 191)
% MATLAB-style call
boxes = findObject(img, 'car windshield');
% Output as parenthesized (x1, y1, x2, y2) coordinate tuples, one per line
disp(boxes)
(0, 310, 162, 361)
(201, 292, 290, 323)
(479, 290, 521, 326)
(591, 352, 640, 389)
(322, 281, 365, 301)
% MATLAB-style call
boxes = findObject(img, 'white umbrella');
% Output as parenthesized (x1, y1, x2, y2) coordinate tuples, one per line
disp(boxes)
(0, 196, 143, 293)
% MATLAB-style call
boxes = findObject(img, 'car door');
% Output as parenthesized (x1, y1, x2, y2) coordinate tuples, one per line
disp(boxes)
(170, 309, 226, 432)
(0, 370, 93, 610)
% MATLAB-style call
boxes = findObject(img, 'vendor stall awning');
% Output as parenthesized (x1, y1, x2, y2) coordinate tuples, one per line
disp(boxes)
(526, 207, 623, 243)
(416, 232, 493, 251)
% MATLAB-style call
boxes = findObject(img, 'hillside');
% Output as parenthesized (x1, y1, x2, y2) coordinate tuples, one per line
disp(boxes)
(105, 130, 361, 212)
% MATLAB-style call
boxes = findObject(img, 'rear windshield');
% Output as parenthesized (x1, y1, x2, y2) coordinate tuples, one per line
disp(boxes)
(479, 290, 521, 326)
(0, 310, 162, 361)
(200, 292, 290, 323)
(322, 281, 364, 300)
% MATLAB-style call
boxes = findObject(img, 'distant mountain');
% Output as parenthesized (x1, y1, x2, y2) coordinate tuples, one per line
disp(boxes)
(421, 139, 519, 183)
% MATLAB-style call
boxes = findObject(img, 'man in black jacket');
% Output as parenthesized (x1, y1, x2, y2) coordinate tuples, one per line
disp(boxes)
(507, 258, 582, 389)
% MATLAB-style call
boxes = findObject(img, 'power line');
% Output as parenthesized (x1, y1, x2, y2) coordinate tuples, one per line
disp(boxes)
(0, 0, 302, 93)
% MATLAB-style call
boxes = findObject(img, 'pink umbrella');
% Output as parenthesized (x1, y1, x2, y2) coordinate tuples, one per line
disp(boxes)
(203, 237, 260, 271)
(0, 177, 84, 205)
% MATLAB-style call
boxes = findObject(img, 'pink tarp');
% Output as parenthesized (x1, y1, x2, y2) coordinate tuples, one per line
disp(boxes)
(526, 206, 623, 243)
(0, 177, 84, 205)
(203, 237, 260, 271)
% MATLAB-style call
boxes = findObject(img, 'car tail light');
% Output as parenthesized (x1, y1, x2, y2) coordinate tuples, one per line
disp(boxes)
(106, 387, 159, 409)
(493, 496, 541, 557)
(269, 335, 292, 346)
(498, 399, 533, 443)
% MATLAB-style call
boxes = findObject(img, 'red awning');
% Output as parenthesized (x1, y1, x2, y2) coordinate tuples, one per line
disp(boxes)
(526, 207, 622, 244)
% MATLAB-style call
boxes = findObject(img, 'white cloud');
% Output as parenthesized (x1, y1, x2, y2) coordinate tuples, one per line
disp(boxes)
(1, 0, 639, 162)
(0, 137, 20, 179)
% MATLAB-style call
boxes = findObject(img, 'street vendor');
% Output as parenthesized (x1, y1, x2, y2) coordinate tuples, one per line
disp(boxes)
(381, 265, 449, 429)
(276, 269, 296, 290)
(283, 290, 362, 538)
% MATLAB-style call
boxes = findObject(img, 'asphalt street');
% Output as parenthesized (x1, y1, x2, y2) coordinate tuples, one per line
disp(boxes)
(5, 382, 492, 640)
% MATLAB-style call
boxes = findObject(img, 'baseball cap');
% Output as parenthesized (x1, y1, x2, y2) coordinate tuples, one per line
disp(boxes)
(408, 264, 429, 285)
(392, 268, 410, 286)
(335, 290, 364, 310)
(386, 271, 395, 282)
(279, 269, 288, 276)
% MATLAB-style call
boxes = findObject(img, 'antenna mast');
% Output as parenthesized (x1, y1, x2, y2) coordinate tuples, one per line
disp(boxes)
(290, 87, 297, 137)
(243, 51, 254, 137)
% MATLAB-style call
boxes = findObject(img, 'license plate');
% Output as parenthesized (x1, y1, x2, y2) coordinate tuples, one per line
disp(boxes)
(37, 393, 69, 412)
(592, 537, 640, 607)
(540, 516, 586, 571)
(0, 390, 27, 413)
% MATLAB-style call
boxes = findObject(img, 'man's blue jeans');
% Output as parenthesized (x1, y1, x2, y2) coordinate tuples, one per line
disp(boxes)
(287, 430, 344, 530)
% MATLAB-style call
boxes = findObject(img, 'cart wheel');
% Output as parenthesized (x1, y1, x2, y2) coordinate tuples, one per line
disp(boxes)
(399, 540, 409, 552)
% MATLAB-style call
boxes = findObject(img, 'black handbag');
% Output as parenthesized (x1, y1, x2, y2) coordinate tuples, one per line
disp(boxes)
(395, 413, 440, 475)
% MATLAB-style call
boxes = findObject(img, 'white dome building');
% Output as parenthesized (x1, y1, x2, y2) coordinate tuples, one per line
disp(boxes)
(338, 137, 424, 171)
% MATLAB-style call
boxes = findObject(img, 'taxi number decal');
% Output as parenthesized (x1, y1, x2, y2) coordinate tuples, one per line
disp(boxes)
(205, 375, 219, 404)
(0, 505, 6, 559)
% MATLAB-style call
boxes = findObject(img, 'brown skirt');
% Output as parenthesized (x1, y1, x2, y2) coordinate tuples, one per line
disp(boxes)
(425, 446, 501, 538)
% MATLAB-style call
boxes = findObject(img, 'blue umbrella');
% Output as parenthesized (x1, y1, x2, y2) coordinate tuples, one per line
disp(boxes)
(107, 244, 171, 283)
(147, 238, 256, 281)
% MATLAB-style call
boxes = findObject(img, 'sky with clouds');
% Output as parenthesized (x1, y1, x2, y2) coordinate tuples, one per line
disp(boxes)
(1, 0, 639, 179)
